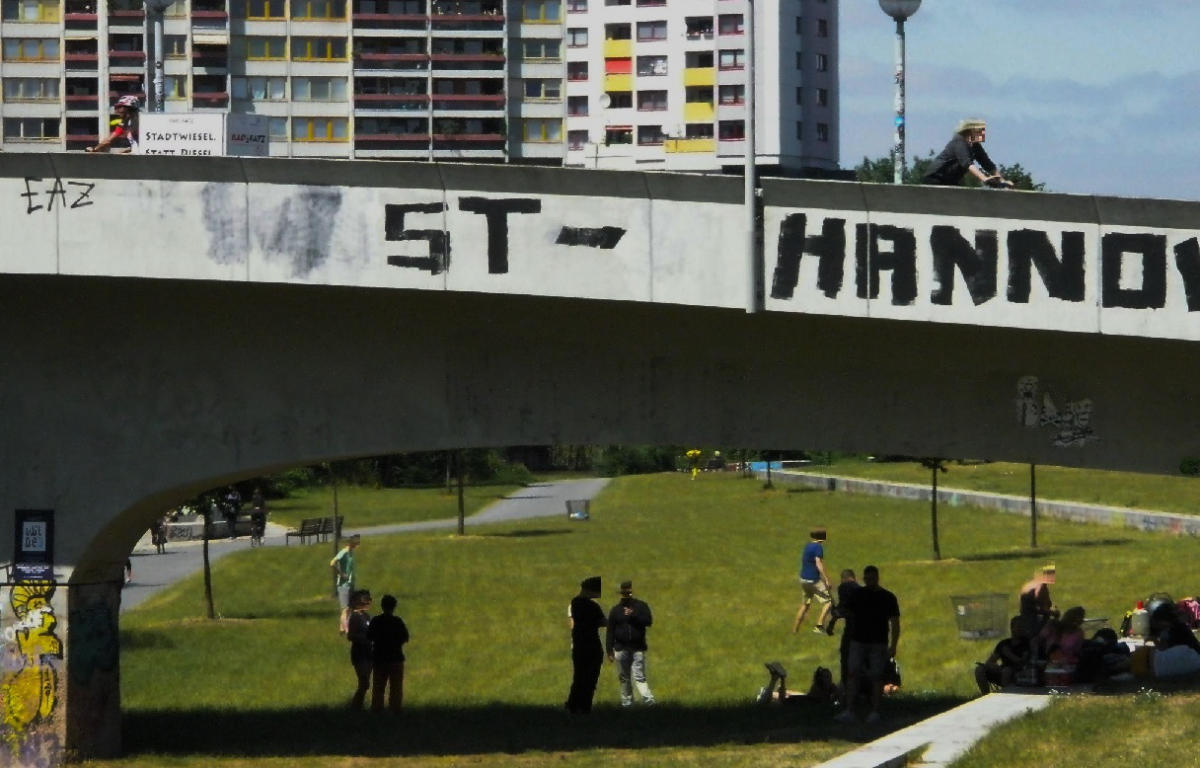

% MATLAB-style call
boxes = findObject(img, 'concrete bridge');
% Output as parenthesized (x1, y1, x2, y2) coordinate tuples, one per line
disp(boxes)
(2, 153, 1200, 764)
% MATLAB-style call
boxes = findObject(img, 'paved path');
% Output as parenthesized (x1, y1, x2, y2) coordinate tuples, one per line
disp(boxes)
(815, 691, 1054, 768)
(121, 478, 609, 613)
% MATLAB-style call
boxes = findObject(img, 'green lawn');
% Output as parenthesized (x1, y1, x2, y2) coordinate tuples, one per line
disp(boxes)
(96, 473, 1200, 767)
(795, 458, 1200, 515)
(265, 483, 522, 529)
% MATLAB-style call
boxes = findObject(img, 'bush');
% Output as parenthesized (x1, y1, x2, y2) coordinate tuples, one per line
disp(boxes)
(595, 445, 679, 477)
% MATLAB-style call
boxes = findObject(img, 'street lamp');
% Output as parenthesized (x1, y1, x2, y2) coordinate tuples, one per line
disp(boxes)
(145, 0, 173, 112)
(878, 0, 920, 184)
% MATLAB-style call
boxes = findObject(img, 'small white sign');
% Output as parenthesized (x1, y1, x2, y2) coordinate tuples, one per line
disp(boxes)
(227, 113, 269, 157)
(140, 113, 226, 156)
(22, 521, 46, 552)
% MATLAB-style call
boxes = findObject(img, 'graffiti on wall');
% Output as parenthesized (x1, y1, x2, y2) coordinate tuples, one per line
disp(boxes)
(1, 581, 64, 764)
(1015, 376, 1098, 448)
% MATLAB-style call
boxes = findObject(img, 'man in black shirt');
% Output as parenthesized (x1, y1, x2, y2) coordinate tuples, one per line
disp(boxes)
(975, 616, 1030, 694)
(605, 580, 656, 706)
(923, 119, 1012, 188)
(368, 594, 410, 712)
(825, 569, 861, 689)
(835, 565, 900, 724)
(566, 576, 606, 713)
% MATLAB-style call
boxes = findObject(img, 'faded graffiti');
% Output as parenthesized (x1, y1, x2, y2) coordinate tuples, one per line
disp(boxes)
(1, 582, 63, 764)
(254, 188, 344, 277)
(1015, 376, 1098, 447)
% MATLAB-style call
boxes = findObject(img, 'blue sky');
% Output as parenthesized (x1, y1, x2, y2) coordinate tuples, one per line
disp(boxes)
(838, 1, 1200, 201)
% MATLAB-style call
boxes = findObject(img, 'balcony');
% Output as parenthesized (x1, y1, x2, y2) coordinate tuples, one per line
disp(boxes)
(603, 39, 631, 58)
(603, 73, 631, 91)
(106, 2, 143, 24)
(683, 102, 713, 122)
(65, 52, 100, 70)
(429, 11, 502, 31)
(64, 0, 98, 27)
(193, 0, 228, 15)
(354, 93, 428, 109)
(351, 12, 425, 29)
(193, 92, 230, 108)
(108, 50, 146, 66)
(65, 94, 100, 109)
(683, 67, 714, 87)
(664, 137, 714, 153)
(355, 52, 429, 69)
(430, 53, 503, 70)
(193, 48, 229, 67)
(431, 93, 504, 110)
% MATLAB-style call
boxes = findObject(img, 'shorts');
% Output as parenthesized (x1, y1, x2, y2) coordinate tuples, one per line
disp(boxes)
(337, 583, 352, 609)
(800, 579, 831, 604)
(847, 642, 889, 678)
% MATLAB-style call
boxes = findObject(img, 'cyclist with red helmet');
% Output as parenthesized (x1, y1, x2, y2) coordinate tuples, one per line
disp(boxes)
(89, 95, 140, 153)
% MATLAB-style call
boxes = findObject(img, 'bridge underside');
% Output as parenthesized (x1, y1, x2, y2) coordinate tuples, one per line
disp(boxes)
(2, 272, 1198, 761)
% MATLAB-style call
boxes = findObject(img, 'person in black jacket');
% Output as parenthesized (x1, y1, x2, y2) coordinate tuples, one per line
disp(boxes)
(923, 119, 1012, 188)
(368, 594, 410, 712)
(566, 576, 606, 714)
(605, 580, 656, 707)
(346, 590, 373, 710)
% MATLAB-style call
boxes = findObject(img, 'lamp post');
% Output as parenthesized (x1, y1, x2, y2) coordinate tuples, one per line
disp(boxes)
(878, 0, 920, 184)
(145, 0, 172, 112)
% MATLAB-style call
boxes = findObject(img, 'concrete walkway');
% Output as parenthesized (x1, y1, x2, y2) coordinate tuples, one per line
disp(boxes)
(121, 478, 610, 613)
(816, 691, 1053, 768)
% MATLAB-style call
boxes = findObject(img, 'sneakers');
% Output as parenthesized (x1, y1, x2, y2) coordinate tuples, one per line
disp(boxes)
(865, 712, 881, 724)
(812, 626, 827, 634)
(834, 710, 856, 724)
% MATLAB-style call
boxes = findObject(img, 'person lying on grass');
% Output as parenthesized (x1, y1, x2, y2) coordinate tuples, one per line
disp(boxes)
(757, 662, 840, 705)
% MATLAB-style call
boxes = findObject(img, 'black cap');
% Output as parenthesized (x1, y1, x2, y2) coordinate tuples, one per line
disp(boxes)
(620, 580, 633, 595)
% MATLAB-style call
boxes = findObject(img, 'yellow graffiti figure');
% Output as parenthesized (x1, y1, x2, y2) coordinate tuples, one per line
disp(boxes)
(2, 582, 63, 738)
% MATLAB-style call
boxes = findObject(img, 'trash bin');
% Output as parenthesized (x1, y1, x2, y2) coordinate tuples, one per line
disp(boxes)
(950, 594, 1008, 640)
(566, 499, 590, 521)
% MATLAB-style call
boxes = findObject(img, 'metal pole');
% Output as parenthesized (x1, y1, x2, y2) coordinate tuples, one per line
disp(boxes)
(1030, 463, 1038, 549)
(892, 18, 905, 184)
(743, 0, 759, 313)
(152, 6, 165, 112)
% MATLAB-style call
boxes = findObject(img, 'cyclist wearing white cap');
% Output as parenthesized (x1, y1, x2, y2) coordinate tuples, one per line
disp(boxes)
(88, 95, 140, 154)
(923, 118, 1011, 188)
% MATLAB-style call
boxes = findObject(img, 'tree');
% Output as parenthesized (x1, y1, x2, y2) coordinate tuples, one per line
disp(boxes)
(855, 151, 1046, 191)
(918, 458, 948, 561)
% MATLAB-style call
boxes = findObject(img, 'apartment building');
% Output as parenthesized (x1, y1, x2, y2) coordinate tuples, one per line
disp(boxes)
(0, 0, 836, 170)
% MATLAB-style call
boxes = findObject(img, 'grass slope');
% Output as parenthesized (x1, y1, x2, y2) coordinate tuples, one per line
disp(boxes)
(266, 484, 522, 529)
(100, 474, 1198, 767)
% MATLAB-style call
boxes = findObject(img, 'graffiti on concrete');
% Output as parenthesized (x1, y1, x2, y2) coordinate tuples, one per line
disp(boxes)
(1015, 376, 1098, 448)
(67, 601, 118, 684)
(20, 177, 96, 214)
(1, 582, 64, 764)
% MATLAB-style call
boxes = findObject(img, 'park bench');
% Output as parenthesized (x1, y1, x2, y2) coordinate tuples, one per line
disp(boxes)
(284, 515, 344, 545)
(320, 515, 344, 541)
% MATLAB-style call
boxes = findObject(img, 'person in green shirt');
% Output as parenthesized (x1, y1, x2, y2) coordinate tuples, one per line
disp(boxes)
(332, 534, 361, 633)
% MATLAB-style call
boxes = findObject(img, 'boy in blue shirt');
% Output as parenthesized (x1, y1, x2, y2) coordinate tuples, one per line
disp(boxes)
(793, 528, 832, 634)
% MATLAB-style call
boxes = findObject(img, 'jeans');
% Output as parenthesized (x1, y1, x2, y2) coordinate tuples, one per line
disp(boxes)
(566, 648, 603, 713)
(615, 649, 655, 706)
(372, 662, 404, 712)
(350, 660, 371, 710)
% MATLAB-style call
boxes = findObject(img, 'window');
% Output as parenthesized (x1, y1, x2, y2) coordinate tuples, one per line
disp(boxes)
(605, 91, 632, 109)
(293, 76, 347, 100)
(685, 51, 712, 68)
(233, 76, 285, 100)
(164, 0, 186, 16)
(605, 23, 630, 40)
(718, 119, 743, 140)
(816, 122, 829, 142)
(816, 87, 828, 107)
(523, 39, 561, 60)
(685, 16, 712, 39)
(291, 37, 347, 60)
(268, 117, 288, 140)
(567, 27, 588, 47)
(567, 61, 588, 80)
(567, 129, 587, 149)
(636, 20, 666, 41)
(2, 77, 58, 100)
(522, 0, 560, 22)
(636, 54, 666, 76)
(292, 117, 349, 141)
(815, 53, 828, 72)
(795, 121, 803, 140)
(796, 51, 803, 70)
(817, 18, 828, 37)
(567, 95, 587, 116)
(685, 86, 711, 104)
(2, 38, 59, 61)
(603, 0, 629, 6)
(233, 0, 286, 17)
(795, 86, 802, 104)
(523, 118, 561, 142)
(291, 0, 346, 18)
(566, 0, 585, 11)
(2, 0, 59, 22)
(3, 117, 59, 140)
(795, 16, 802, 34)
(242, 36, 286, 60)
(718, 49, 744, 70)
(685, 123, 712, 138)
(524, 78, 560, 100)
(604, 126, 632, 145)
(605, 56, 630, 73)
(637, 90, 666, 111)
(637, 125, 664, 145)
(164, 35, 187, 58)
(718, 14, 742, 35)
(718, 84, 743, 105)
(165, 75, 187, 100)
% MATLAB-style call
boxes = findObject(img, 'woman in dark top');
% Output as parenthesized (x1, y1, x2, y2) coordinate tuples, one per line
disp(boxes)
(346, 589, 373, 709)
(923, 118, 1012, 188)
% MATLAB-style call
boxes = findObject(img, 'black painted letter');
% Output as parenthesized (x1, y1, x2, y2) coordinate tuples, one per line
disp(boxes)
(855, 223, 917, 306)
(1006, 229, 1086, 303)
(770, 214, 846, 300)
(1173, 238, 1200, 312)
(458, 197, 541, 274)
(930, 226, 997, 306)
(1101, 232, 1166, 309)
(385, 202, 450, 275)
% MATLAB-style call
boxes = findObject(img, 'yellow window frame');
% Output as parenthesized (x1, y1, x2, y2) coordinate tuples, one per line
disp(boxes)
(292, 37, 346, 61)
(294, 117, 348, 142)
(7, 0, 60, 22)
(245, 0, 286, 18)
(292, 0, 345, 19)
(4, 38, 58, 61)
(522, 0, 560, 23)
(523, 118, 561, 143)
(245, 37, 286, 60)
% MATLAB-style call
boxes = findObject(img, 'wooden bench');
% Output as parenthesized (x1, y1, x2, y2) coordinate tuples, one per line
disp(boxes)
(285, 518, 325, 545)
(321, 516, 344, 541)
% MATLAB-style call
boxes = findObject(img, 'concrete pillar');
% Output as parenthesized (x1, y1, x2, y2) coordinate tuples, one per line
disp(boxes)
(1, 579, 122, 767)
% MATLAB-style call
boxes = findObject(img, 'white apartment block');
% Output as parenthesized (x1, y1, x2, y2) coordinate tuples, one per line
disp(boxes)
(0, 0, 835, 170)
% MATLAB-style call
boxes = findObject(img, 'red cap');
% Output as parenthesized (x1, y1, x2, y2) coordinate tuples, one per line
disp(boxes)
(1137, 600, 1145, 610)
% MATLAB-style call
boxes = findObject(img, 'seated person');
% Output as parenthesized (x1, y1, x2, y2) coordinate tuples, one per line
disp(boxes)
(975, 616, 1031, 694)
(1150, 603, 1200, 654)
(1076, 627, 1131, 683)
(1038, 606, 1086, 669)
(758, 662, 840, 706)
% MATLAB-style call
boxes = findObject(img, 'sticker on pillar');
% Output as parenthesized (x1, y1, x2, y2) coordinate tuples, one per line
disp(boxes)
(12, 510, 55, 583)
